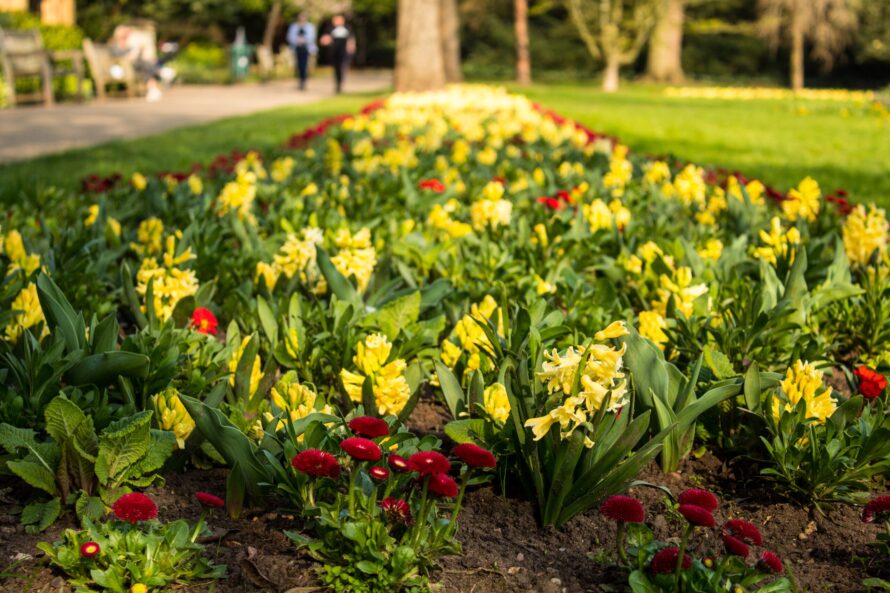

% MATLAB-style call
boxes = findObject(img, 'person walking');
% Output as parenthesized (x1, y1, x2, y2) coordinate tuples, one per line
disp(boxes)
(286, 13, 317, 91)
(319, 14, 355, 94)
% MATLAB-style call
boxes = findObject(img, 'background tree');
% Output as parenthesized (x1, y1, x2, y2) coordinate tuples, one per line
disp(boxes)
(515, 0, 531, 84)
(440, 0, 463, 83)
(395, 0, 446, 91)
(757, 0, 860, 90)
(645, 0, 684, 82)
(566, 0, 660, 92)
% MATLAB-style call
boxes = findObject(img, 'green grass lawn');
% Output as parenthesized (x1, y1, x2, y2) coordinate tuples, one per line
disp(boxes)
(517, 83, 890, 207)
(1, 82, 887, 208)
(0, 91, 382, 204)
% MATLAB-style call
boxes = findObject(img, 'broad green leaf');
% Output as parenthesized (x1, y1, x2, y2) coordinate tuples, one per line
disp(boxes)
(376, 291, 421, 340)
(75, 493, 106, 522)
(66, 352, 150, 386)
(95, 411, 152, 485)
(8, 459, 58, 495)
(36, 274, 85, 352)
(434, 361, 464, 419)
(256, 295, 278, 345)
(22, 497, 62, 533)
(443, 419, 486, 444)
(316, 245, 359, 303)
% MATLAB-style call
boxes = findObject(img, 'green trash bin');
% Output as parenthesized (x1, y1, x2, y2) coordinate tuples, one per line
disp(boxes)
(230, 44, 253, 80)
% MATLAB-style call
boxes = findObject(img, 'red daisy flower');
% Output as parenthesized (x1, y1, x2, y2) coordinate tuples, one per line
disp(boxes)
(380, 497, 412, 525)
(80, 541, 101, 558)
(408, 451, 451, 476)
(758, 550, 783, 574)
(347, 416, 390, 439)
(369, 466, 390, 480)
(650, 547, 691, 574)
(112, 492, 158, 523)
(291, 449, 341, 478)
(679, 504, 716, 527)
(537, 196, 562, 210)
(600, 495, 645, 523)
(853, 366, 887, 400)
(723, 519, 763, 545)
(195, 491, 226, 508)
(678, 488, 719, 512)
(388, 454, 411, 473)
(418, 179, 446, 193)
(723, 534, 750, 557)
(452, 444, 497, 468)
(862, 495, 890, 523)
(191, 308, 218, 335)
(427, 472, 459, 498)
(340, 437, 382, 462)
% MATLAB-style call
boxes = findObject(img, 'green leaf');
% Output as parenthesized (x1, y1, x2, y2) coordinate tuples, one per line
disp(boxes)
(95, 411, 152, 486)
(376, 291, 421, 340)
(130, 430, 176, 476)
(8, 459, 58, 495)
(703, 345, 735, 380)
(36, 274, 85, 352)
(256, 295, 279, 345)
(65, 352, 151, 386)
(44, 395, 97, 453)
(622, 331, 669, 411)
(21, 497, 61, 533)
(443, 419, 486, 444)
(75, 494, 106, 522)
(744, 363, 761, 413)
(235, 334, 261, 404)
(434, 361, 464, 419)
(316, 246, 358, 303)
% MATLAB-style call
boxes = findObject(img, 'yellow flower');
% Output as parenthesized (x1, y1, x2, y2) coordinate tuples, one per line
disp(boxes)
(672, 164, 706, 207)
(228, 336, 262, 396)
(638, 241, 663, 264)
(638, 310, 669, 350)
(130, 585, 148, 593)
(135, 235, 198, 321)
(653, 267, 709, 318)
(187, 174, 203, 195)
(782, 177, 821, 222)
(217, 171, 257, 222)
(535, 275, 556, 295)
(131, 218, 164, 257)
(2, 230, 41, 276)
(644, 161, 671, 185)
(269, 374, 333, 431)
(483, 383, 510, 423)
(595, 321, 629, 341)
(5, 283, 46, 342)
(753, 217, 800, 266)
(355, 333, 393, 374)
(85, 204, 99, 227)
(152, 388, 195, 448)
(772, 360, 836, 424)
(470, 181, 512, 231)
(441, 339, 462, 368)
(255, 261, 280, 291)
(583, 199, 613, 233)
(270, 156, 296, 182)
(131, 172, 148, 191)
(341, 334, 411, 416)
(697, 239, 724, 261)
(331, 245, 377, 293)
(842, 204, 887, 265)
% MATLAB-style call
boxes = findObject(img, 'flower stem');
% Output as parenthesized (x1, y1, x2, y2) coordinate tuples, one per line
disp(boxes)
(348, 462, 361, 517)
(410, 478, 430, 547)
(446, 468, 472, 538)
(615, 521, 628, 564)
(190, 510, 207, 543)
(675, 524, 692, 591)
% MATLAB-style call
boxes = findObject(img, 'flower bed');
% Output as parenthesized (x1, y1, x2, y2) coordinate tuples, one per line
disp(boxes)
(1, 84, 889, 592)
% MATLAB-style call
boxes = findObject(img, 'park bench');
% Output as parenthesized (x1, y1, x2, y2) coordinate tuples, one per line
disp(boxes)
(82, 38, 141, 100)
(0, 27, 84, 107)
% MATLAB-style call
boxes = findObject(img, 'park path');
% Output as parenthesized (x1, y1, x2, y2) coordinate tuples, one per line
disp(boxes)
(0, 72, 391, 163)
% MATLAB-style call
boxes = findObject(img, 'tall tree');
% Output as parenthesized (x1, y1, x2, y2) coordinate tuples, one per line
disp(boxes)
(566, 0, 660, 92)
(440, 0, 463, 83)
(758, 0, 859, 90)
(645, 0, 684, 83)
(395, 0, 447, 91)
(515, 0, 532, 84)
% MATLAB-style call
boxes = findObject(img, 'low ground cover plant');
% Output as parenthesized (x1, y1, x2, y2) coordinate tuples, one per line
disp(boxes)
(1, 85, 889, 591)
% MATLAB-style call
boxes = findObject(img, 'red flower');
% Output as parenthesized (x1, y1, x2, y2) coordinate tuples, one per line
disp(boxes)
(291, 449, 341, 478)
(191, 308, 218, 335)
(452, 444, 497, 468)
(388, 454, 411, 473)
(380, 497, 412, 525)
(419, 179, 446, 193)
(679, 504, 716, 527)
(408, 451, 451, 476)
(195, 491, 225, 508)
(555, 190, 572, 203)
(348, 416, 390, 438)
(678, 488, 719, 512)
(80, 541, 100, 558)
(369, 466, 390, 480)
(340, 437, 382, 462)
(862, 495, 890, 523)
(723, 519, 763, 545)
(427, 472, 459, 498)
(600, 495, 645, 523)
(758, 550, 783, 574)
(537, 196, 562, 210)
(112, 492, 158, 523)
(723, 534, 750, 557)
(854, 366, 887, 400)
(650, 547, 691, 574)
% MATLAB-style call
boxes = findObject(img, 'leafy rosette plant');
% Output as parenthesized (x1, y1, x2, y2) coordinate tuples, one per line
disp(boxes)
(266, 413, 496, 592)
(38, 492, 225, 593)
(602, 489, 793, 593)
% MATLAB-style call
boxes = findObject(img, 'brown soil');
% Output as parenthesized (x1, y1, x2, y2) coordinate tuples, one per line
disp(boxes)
(1, 453, 887, 592)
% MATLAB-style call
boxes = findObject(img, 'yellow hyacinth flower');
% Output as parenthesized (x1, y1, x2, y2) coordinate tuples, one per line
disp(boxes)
(782, 177, 821, 222)
(229, 336, 262, 396)
(772, 360, 837, 424)
(483, 383, 511, 424)
(152, 388, 195, 449)
(5, 283, 46, 342)
(131, 172, 148, 191)
(638, 310, 669, 350)
(842, 204, 887, 266)
(355, 333, 393, 374)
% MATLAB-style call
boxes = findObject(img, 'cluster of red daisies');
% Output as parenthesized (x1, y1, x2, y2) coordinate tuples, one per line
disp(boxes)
(853, 366, 888, 400)
(190, 307, 219, 336)
(600, 489, 783, 576)
(290, 416, 496, 522)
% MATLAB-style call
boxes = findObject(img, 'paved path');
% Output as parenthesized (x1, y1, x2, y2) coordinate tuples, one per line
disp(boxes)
(0, 72, 391, 163)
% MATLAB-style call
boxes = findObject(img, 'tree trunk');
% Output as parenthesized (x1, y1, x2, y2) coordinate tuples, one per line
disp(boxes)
(789, 0, 805, 90)
(602, 54, 620, 92)
(395, 0, 447, 92)
(262, 0, 282, 54)
(515, 0, 532, 85)
(439, 0, 463, 83)
(645, 0, 684, 83)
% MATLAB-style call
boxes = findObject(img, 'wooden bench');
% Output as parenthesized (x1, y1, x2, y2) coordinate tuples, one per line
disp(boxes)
(0, 27, 84, 107)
